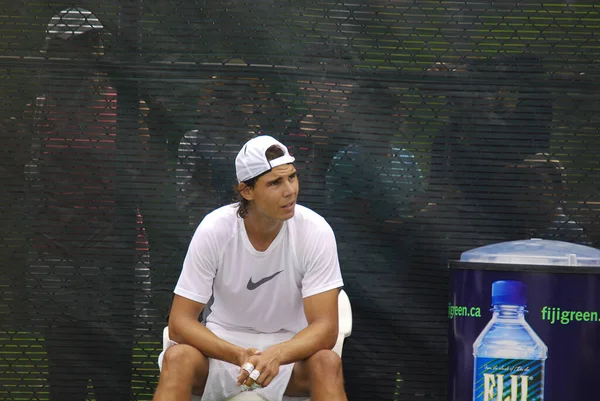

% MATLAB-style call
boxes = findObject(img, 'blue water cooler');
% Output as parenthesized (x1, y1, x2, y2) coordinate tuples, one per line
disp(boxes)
(448, 238, 600, 401)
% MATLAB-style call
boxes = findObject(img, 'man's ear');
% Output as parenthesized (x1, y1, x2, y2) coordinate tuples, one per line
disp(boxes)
(238, 183, 254, 201)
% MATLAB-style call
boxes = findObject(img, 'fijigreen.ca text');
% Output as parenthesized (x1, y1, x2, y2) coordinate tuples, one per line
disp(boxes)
(448, 304, 600, 325)
(448, 304, 481, 319)
(541, 306, 599, 325)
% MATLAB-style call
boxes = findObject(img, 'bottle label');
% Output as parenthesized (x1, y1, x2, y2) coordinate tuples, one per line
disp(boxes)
(473, 357, 544, 401)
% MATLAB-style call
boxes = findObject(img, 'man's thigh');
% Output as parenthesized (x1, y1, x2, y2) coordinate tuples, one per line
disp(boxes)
(284, 360, 310, 397)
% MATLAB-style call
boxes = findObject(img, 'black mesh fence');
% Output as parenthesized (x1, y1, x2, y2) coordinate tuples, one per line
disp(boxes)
(1, 1, 599, 400)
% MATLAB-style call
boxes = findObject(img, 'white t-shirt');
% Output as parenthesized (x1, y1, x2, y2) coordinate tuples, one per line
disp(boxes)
(174, 203, 344, 334)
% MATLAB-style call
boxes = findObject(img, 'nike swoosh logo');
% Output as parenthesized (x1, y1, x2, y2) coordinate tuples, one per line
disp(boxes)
(247, 270, 284, 290)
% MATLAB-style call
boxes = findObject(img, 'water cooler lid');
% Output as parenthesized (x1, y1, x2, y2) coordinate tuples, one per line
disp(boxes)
(460, 238, 600, 266)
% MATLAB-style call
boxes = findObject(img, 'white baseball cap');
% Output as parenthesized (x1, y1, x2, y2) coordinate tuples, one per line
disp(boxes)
(235, 135, 295, 182)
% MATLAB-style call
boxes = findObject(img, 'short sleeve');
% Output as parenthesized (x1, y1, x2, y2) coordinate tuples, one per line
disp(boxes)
(301, 221, 344, 298)
(173, 221, 219, 304)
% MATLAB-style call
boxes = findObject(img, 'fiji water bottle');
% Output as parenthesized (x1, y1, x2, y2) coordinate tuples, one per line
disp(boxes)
(472, 280, 547, 401)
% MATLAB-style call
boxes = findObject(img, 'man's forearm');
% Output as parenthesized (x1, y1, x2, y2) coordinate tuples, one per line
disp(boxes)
(169, 318, 244, 366)
(276, 318, 338, 365)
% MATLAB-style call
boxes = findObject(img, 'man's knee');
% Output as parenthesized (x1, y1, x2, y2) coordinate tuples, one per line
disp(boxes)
(286, 350, 344, 396)
(162, 344, 208, 377)
(155, 344, 209, 399)
(306, 349, 343, 377)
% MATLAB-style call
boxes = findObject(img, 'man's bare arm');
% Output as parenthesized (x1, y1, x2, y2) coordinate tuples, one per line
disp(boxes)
(277, 288, 339, 364)
(236, 288, 339, 387)
(168, 294, 254, 366)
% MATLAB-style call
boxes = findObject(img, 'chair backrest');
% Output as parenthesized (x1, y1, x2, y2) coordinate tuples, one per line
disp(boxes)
(332, 289, 353, 357)
(162, 325, 171, 353)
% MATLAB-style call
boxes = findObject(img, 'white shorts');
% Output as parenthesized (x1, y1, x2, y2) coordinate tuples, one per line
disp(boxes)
(158, 322, 310, 401)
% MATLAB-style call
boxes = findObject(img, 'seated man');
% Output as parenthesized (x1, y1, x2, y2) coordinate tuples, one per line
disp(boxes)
(153, 135, 347, 401)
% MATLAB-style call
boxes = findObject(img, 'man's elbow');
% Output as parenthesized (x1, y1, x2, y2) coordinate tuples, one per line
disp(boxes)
(167, 314, 191, 344)
(321, 321, 339, 350)
(167, 318, 180, 343)
(324, 334, 337, 351)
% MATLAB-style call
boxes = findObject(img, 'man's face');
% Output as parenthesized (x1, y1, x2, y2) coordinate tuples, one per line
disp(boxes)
(247, 164, 298, 221)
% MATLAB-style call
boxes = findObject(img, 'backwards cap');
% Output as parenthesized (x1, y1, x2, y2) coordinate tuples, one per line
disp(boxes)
(235, 135, 295, 182)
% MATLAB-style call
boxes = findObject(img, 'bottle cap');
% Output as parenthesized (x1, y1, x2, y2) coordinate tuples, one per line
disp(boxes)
(491, 280, 527, 306)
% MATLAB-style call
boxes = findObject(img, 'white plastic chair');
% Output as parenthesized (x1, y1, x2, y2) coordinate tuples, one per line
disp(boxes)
(161, 289, 353, 401)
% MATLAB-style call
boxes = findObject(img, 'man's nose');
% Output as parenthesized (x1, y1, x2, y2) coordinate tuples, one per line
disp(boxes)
(282, 180, 295, 196)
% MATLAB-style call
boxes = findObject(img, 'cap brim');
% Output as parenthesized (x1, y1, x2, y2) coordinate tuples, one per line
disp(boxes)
(269, 154, 295, 170)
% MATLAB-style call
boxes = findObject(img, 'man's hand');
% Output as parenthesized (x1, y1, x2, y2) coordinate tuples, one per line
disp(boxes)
(237, 347, 262, 367)
(236, 345, 283, 389)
